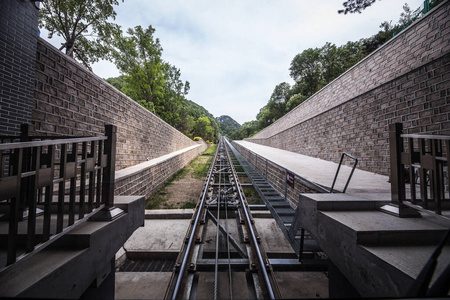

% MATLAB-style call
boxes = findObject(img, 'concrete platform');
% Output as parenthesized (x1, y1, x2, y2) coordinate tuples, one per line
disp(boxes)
(297, 193, 450, 298)
(123, 218, 191, 259)
(115, 272, 172, 300)
(234, 140, 390, 194)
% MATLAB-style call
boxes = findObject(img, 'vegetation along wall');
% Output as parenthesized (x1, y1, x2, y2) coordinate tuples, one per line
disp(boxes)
(248, 1, 450, 176)
(33, 38, 207, 198)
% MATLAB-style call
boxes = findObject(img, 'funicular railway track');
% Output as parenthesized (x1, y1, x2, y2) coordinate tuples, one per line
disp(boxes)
(164, 137, 281, 300)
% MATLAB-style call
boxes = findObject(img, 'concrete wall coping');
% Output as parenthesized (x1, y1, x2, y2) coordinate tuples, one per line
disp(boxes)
(115, 144, 203, 180)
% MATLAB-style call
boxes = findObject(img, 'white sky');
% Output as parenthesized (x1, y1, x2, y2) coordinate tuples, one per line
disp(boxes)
(40, 0, 424, 125)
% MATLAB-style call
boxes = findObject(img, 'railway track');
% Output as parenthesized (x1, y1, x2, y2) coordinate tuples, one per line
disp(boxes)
(164, 137, 281, 300)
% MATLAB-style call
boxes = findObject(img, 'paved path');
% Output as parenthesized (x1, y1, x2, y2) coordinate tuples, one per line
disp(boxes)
(234, 141, 391, 195)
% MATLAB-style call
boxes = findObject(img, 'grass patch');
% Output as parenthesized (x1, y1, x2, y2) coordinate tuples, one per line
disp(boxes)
(243, 186, 263, 205)
(146, 193, 167, 209)
(168, 168, 189, 183)
(145, 145, 217, 209)
(180, 201, 197, 209)
(202, 144, 217, 156)
(189, 145, 217, 179)
(192, 156, 213, 178)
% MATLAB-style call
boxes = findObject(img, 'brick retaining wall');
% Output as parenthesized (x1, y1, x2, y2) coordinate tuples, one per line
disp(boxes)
(33, 38, 198, 171)
(115, 143, 207, 199)
(248, 1, 450, 176)
(0, 0, 38, 135)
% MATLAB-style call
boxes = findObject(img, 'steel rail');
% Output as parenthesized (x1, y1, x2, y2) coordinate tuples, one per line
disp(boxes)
(225, 193, 234, 300)
(169, 140, 221, 300)
(213, 145, 223, 300)
(224, 138, 278, 300)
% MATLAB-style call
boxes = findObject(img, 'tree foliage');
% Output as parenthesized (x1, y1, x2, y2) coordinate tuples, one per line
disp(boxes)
(338, 0, 377, 14)
(107, 25, 218, 142)
(237, 4, 416, 139)
(111, 25, 165, 106)
(39, 0, 122, 70)
(217, 115, 241, 139)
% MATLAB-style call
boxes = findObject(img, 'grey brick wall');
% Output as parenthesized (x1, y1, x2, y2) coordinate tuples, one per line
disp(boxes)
(248, 1, 450, 176)
(33, 38, 198, 171)
(115, 143, 207, 199)
(0, 0, 39, 135)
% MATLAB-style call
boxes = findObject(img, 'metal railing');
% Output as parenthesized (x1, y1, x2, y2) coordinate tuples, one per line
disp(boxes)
(0, 124, 119, 270)
(330, 152, 358, 193)
(389, 123, 449, 217)
(393, 0, 442, 37)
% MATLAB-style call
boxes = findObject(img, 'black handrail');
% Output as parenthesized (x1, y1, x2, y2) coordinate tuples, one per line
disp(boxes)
(330, 152, 358, 193)
(388, 123, 449, 217)
(0, 124, 118, 271)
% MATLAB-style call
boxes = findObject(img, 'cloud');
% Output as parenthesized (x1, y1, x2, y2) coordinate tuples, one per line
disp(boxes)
(39, 0, 423, 124)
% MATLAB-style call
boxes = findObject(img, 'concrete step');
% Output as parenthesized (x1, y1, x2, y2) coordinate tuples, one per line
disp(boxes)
(299, 193, 391, 212)
(273, 207, 295, 216)
(322, 210, 449, 246)
(268, 202, 291, 208)
(145, 209, 194, 219)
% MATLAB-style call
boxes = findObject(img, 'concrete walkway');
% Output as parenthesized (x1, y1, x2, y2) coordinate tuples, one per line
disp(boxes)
(235, 141, 391, 195)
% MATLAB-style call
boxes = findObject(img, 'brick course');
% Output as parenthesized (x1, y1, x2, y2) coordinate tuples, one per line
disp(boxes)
(33, 38, 198, 171)
(0, 0, 38, 135)
(115, 143, 206, 199)
(248, 1, 450, 176)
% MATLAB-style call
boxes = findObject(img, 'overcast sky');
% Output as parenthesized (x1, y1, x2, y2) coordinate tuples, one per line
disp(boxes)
(41, 0, 424, 125)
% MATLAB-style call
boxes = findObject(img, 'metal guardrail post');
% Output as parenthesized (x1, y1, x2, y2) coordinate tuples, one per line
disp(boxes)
(90, 124, 124, 221)
(103, 124, 116, 209)
(265, 159, 268, 179)
(390, 123, 405, 205)
(284, 169, 287, 201)
(381, 123, 421, 217)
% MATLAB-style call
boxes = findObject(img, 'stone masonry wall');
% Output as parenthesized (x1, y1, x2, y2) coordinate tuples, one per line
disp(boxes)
(0, 0, 39, 135)
(33, 38, 198, 171)
(248, 1, 450, 176)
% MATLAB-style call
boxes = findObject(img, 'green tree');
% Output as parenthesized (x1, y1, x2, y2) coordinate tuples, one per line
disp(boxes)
(105, 75, 126, 91)
(39, 0, 122, 70)
(236, 121, 260, 139)
(256, 82, 292, 126)
(157, 63, 190, 129)
(111, 25, 165, 110)
(286, 94, 307, 112)
(338, 0, 376, 14)
(289, 48, 323, 97)
(193, 116, 214, 141)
